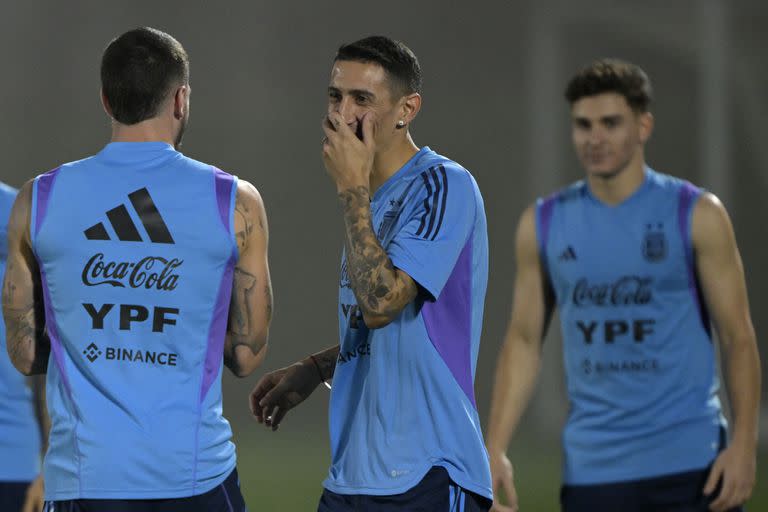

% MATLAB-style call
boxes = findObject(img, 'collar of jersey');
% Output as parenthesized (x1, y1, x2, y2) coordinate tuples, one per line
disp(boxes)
(585, 165, 655, 208)
(99, 142, 177, 158)
(372, 146, 433, 202)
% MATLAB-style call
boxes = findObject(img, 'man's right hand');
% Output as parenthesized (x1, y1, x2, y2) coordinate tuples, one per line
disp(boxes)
(249, 360, 322, 430)
(489, 452, 519, 512)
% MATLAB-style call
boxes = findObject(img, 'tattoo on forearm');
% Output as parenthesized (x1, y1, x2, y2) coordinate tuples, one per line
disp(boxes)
(2, 261, 50, 374)
(230, 267, 256, 336)
(338, 186, 411, 316)
(224, 266, 266, 373)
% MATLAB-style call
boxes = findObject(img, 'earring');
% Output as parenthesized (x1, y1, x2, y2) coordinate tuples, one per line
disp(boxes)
(396, 120, 405, 128)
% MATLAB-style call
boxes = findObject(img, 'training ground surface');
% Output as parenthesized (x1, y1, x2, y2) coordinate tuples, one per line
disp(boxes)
(233, 428, 768, 511)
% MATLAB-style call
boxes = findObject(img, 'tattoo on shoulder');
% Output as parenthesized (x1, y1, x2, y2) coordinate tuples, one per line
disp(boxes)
(234, 194, 253, 253)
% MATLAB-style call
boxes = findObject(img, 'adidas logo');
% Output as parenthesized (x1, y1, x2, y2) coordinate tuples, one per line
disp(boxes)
(84, 188, 174, 244)
(558, 246, 577, 261)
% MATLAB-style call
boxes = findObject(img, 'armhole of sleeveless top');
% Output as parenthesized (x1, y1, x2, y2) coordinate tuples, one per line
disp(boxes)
(229, 175, 239, 262)
(678, 182, 712, 336)
(212, 167, 239, 262)
(535, 195, 556, 281)
(30, 177, 39, 253)
(29, 167, 62, 257)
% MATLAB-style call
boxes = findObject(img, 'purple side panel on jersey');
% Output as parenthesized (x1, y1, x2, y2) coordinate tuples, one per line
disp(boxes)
(33, 168, 73, 395)
(38, 260, 72, 397)
(34, 167, 61, 237)
(422, 237, 476, 407)
(213, 168, 234, 234)
(200, 258, 235, 402)
(201, 169, 236, 402)
(678, 183, 711, 337)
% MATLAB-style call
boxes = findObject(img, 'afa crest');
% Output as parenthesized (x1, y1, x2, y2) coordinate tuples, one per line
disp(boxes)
(642, 223, 667, 262)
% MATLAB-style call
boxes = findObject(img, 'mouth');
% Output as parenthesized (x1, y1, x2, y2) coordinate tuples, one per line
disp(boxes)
(354, 122, 364, 141)
(585, 153, 609, 165)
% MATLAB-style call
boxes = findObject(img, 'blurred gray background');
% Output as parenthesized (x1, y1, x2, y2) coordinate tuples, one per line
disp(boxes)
(1, 0, 765, 509)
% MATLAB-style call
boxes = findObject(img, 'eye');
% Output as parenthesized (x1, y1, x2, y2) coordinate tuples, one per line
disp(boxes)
(574, 119, 590, 130)
(603, 117, 619, 128)
(328, 91, 341, 103)
(355, 95, 369, 105)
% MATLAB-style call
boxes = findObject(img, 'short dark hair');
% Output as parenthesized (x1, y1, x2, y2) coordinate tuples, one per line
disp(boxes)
(565, 59, 652, 113)
(335, 36, 422, 98)
(101, 27, 189, 125)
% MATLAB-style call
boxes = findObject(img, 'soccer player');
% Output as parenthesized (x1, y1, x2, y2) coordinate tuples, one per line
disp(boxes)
(0, 182, 48, 512)
(2, 27, 272, 511)
(250, 36, 493, 511)
(485, 59, 760, 512)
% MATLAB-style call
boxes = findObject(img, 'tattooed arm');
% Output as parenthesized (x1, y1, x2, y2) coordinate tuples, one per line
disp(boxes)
(2, 181, 49, 375)
(223, 179, 272, 377)
(339, 186, 417, 329)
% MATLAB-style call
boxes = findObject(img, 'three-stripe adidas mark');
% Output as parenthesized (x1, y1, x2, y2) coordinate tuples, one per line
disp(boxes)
(558, 246, 577, 261)
(84, 188, 174, 244)
(416, 165, 448, 241)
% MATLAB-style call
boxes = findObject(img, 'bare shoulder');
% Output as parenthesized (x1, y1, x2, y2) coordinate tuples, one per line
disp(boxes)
(691, 191, 734, 248)
(234, 179, 268, 254)
(13, 179, 34, 207)
(236, 178, 263, 205)
(515, 204, 538, 255)
(8, 180, 35, 240)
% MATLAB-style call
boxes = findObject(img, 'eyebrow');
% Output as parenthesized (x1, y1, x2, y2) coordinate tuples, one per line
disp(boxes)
(600, 114, 622, 123)
(572, 114, 623, 124)
(328, 86, 376, 102)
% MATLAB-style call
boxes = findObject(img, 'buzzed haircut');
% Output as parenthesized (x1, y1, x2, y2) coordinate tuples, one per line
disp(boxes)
(565, 58, 653, 113)
(335, 35, 422, 98)
(101, 27, 189, 125)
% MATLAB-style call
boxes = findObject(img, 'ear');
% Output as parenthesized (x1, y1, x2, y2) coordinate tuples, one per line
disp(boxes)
(173, 85, 190, 120)
(100, 89, 114, 119)
(638, 111, 654, 144)
(399, 92, 422, 127)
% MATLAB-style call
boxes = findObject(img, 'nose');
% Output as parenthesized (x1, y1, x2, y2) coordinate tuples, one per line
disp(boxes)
(587, 127, 605, 147)
(333, 97, 358, 126)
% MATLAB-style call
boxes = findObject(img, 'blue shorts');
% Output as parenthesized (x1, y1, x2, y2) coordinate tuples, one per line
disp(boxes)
(0, 480, 32, 512)
(561, 467, 743, 512)
(318, 466, 491, 512)
(43, 468, 246, 512)
(561, 426, 742, 512)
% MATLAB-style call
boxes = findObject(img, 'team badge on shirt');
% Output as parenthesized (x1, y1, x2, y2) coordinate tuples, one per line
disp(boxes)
(642, 223, 667, 262)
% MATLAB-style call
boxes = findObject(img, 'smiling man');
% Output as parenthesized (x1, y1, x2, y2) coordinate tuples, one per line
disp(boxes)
(485, 59, 760, 512)
(250, 36, 493, 511)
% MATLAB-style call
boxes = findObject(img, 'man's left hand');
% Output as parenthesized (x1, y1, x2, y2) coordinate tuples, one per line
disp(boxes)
(22, 475, 44, 512)
(703, 440, 756, 511)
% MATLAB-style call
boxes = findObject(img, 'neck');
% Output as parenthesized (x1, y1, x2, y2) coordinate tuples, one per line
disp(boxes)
(110, 118, 176, 146)
(586, 152, 647, 205)
(370, 133, 420, 193)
